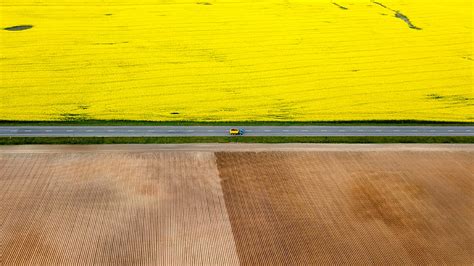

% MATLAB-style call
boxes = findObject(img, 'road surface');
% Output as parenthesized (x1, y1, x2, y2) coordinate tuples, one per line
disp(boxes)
(0, 126, 473, 137)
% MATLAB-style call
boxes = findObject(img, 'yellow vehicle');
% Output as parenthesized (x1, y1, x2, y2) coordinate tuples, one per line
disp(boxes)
(229, 128, 245, 135)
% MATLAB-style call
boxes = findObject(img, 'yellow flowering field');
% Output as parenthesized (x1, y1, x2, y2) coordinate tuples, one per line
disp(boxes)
(1, 0, 472, 122)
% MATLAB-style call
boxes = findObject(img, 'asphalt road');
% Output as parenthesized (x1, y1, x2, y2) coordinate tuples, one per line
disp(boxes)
(0, 126, 473, 137)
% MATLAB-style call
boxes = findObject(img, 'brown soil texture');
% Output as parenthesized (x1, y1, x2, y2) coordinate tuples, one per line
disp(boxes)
(216, 151, 473, 265)
(1, 145, 473, 265)
(1, 152, 239, 265)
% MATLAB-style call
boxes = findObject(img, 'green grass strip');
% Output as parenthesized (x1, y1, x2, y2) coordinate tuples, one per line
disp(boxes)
(1, 136, 473, 145)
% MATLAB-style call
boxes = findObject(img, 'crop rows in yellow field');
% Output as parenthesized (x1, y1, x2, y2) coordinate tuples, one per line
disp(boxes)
(0, 0, 472, 121)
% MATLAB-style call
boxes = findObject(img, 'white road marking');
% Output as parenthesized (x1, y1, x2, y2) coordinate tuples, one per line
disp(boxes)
(45, 130, 52, 132)
(448, 130, 454, 132)
(66, 130, 73, 132)
(264, 130, 271, 132)
(207, 130, 214, 132)
(187, 130, 195, 132)
(147, 130, 155, 132)
(168, 130, 175, 132)
(107, 130, 115, 132)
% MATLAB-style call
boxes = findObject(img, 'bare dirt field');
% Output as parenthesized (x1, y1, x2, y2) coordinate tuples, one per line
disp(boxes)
(217, 149, 473, 265)
(1, 144, 473, 265)
(1, 151, 239, 265)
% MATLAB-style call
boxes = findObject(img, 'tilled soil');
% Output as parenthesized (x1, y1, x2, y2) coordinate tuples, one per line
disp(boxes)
(1, 145, 473, 265)
(216, 150, 473, 265)
(1, 152, 239, 265)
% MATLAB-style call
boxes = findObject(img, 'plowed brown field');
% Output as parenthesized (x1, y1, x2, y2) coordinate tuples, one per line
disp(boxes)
(216, 150, 473, 265)
(1, 152, 239, 265)
(1, 145, 473, 265)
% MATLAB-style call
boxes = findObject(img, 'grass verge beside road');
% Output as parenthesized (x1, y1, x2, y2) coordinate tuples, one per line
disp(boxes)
(1, 136, 473, 145)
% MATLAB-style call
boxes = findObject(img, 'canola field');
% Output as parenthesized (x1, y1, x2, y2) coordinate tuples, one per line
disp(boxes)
(1, 0, 472, 122)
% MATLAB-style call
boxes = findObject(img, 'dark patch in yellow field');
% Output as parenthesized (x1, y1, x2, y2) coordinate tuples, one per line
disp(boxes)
(4, 25, 33, 31)
(395, 11, 422, 30)
(332, 3, 348, 10)
(427, 94, 473, 106)
(92, 42, 117, 45)
(60, 113, 89, 121)
(372, 1, 421, 30)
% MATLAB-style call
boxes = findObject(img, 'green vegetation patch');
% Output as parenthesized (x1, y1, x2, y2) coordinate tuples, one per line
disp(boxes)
(1, 136, 472, 145)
